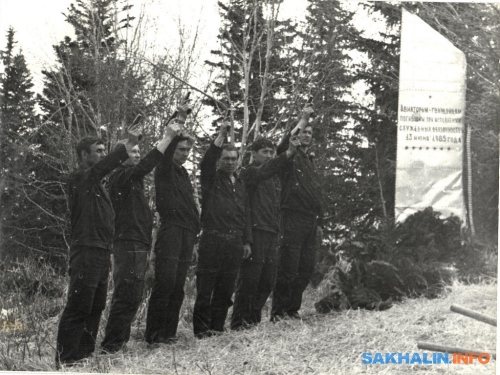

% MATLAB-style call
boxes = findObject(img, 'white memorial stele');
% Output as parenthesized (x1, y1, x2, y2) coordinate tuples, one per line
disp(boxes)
(395, 8, 467, 223)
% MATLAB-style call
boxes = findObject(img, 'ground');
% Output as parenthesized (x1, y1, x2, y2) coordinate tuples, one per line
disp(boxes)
(0, 279, 496, 374)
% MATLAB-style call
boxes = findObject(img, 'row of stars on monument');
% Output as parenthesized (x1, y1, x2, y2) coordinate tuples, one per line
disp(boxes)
(404, 146, 454, 151)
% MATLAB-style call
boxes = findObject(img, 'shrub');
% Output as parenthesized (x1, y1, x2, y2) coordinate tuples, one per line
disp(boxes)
(0, 257, 67, 368)
(314, 207, 496, 313)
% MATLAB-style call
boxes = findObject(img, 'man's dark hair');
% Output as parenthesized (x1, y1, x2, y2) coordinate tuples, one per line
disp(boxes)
(292, 123, 314, 136)
(178, 135, 195, 146)
(250, 138, 275, 152)
(76, 136, 104, 162)
(219, 143, 239, 159)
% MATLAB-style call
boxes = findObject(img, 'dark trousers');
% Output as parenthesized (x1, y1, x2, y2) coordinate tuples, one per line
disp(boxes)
(231, 229, 277, 330)
(56, 246, 110, 366)
(145, 224, 195, 343)
(101, 241, 148, 352)
(193, 232, 243, 338)
(271, 212, 317, 318)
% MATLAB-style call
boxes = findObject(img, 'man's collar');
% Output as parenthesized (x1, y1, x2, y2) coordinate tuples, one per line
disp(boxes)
(217, 169, 239, 179)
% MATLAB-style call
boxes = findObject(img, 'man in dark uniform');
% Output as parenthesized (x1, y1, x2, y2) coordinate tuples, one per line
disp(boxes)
(193, 121, 252, 338)
(231, 136, 300, 330)
(145, 106, 200, 344)
(100, 115, 184, 353)
(271, 105, 324, 321)
(56, 123, 141, 368)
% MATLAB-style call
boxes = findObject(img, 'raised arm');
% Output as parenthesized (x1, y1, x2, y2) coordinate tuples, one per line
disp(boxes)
(277, 131, 291, 156)
(214, 120, 230, 148)
(85, 144, 129, 185)
(156, 120, 183, 154)
(157, 101, 193, 163)
(290, 104, 314, 136)
(242, 137, 300, 183)
(200, 121, 229, 190)
(87, 121, 142, 184)
(200, 143, 222, 191)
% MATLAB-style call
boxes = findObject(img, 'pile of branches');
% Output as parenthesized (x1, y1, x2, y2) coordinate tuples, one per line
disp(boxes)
(314, 208, 493, 314)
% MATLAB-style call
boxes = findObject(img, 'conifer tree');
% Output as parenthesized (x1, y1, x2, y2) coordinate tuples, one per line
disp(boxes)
(205, 0, 295, 144)
(299, 0, 387, 239)
(0, 27, 40, 259)
(38, 0, 145, 147)
(17, 0, 148, 264)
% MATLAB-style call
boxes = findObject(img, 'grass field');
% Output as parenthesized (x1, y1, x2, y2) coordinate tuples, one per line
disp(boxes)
(0, 276, 496, 374)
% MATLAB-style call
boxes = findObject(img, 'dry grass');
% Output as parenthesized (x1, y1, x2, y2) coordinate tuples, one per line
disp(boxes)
(0, 275, 496, 374)
(44, 279, 496, 374)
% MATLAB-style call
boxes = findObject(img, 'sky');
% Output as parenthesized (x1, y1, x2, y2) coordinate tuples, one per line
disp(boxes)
(0, 0, 309, 93)
(0, 0, 75, 86)
(1, 0, 494, 95)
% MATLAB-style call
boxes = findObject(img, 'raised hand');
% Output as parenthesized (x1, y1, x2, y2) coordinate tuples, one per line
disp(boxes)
(180, 131, 197, 144)
(166, 121, 183, 138)
(126, 121, 143, 146)
(220, 120, 231, 137)
(177, 103, 191, 122)
(214, 119, 231, 147)
(177, 92, 192, 121)
(291, 102, 315, 136)
(302, 104, 315, 119)
(156, 121, 181, 153)
(115, 120, 143, 152)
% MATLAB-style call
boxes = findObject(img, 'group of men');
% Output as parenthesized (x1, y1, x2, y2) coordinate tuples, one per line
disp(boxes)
(55, 102, 323, 367)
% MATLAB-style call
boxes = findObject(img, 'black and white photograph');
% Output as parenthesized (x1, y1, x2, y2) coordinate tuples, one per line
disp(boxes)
(0, 0, 498, 373)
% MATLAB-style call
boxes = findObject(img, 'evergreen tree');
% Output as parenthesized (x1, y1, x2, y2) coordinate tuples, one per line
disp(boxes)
(299, 0, 389, 241)
(349, 3, 400, 226)
(38, 0, 145, 147)
(3, 0, 149, 265)
(205, 0, 295, 142)
(206, 0, 398, 240)
(0, 27, 40, 260)
(30, 0, 148, 263)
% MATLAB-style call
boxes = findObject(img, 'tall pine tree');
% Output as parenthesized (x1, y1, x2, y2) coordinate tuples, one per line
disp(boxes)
(205, 0, 295, 145)
(38, 0, 145, 148)
(298, 0, 386, 240)
(0, 27, 43, 260)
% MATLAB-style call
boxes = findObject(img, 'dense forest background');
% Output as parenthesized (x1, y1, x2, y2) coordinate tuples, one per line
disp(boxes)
(1, 0, 498, 276)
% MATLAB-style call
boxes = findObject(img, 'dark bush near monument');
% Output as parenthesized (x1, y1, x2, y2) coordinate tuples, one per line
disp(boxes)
(314, 207, 496, 313)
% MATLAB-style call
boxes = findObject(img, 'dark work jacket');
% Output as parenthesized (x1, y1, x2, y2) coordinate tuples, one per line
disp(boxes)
(240, 152, 290, 234)
(155, 137, 200, 234)
(68, 144, 129, 250)
(109, 148, 164, 245)
(277, 132, 323, 226)
(200, 142, 252, 243)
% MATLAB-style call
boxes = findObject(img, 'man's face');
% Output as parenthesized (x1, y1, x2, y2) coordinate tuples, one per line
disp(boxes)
(173, 140, 192, 166)
(299, 126, 313, 147)
(124, 145, 140, 166)
(82, 143, 106, 167)
(252, 147, 274, 165)
(218, 150, 238, 174)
